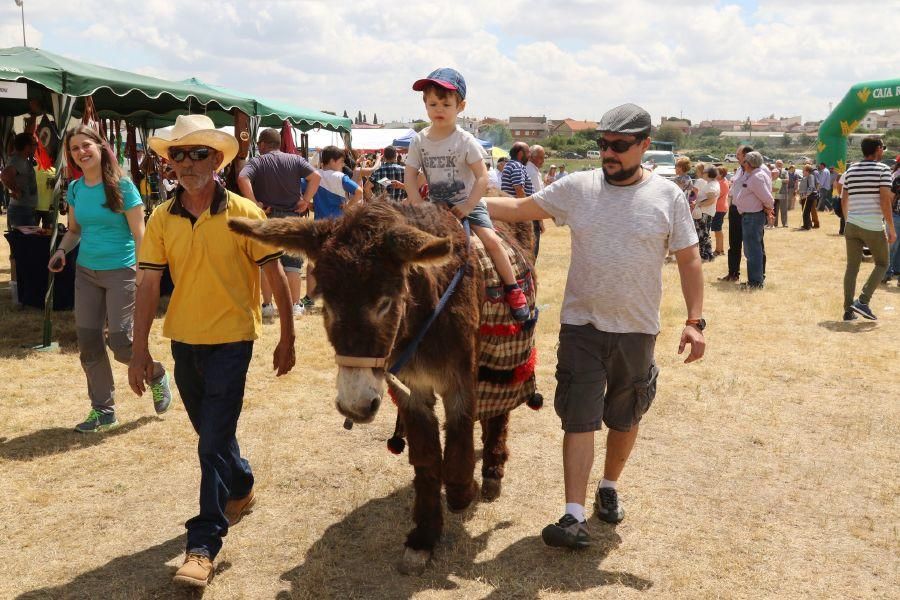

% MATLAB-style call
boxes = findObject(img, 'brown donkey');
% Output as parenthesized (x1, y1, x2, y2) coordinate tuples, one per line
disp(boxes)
(229, 200, 537, 574)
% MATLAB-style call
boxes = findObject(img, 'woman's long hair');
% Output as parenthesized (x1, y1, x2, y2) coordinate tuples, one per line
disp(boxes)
(64, 125, 124, 213)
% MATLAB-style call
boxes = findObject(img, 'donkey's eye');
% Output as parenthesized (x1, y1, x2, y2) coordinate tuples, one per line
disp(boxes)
(376, 297, 393, 317)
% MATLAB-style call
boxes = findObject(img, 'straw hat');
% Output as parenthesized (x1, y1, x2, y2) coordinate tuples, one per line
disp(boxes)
(148, 114, 239, 172)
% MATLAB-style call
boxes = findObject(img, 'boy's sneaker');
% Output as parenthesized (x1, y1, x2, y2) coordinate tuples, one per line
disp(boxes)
(541, 514, 592, 549)
(505, 287, 530, 322)
(149, 372, 173, 415)
(842, 310, 858, 321)
(850, 299, 877, 320)
(74, 409, 119, 434)
(595, 486, 625, 524)
(292, 302, 305, 317)
(261, 303, 276, 318)
(173, 551, 213, 588)
(300, 296, 316, 309)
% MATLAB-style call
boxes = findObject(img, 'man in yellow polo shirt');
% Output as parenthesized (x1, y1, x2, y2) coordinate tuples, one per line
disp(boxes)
(128, 115, 296, 589)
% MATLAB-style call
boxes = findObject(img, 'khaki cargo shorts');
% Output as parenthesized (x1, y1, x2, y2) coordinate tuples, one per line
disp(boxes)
(554, 324, 659, 433)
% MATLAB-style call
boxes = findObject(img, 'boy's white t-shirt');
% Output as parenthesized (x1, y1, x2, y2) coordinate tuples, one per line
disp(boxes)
(406, 126, 485, 205)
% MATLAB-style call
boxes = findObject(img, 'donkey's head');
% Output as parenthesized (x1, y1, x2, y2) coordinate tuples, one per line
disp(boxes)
(229, 201, 454, 423)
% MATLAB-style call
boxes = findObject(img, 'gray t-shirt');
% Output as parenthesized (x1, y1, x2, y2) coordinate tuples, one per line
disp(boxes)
(7, 154, 38, 208)
(406, 126, 484, 206)
(532, 170, 698, 334)
(239, 151, 315, 210)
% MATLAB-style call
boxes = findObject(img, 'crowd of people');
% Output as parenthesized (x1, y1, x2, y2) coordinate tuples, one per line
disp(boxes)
(1, 64, 898, 589)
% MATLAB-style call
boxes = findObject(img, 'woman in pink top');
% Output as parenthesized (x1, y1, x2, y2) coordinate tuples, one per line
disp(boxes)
(711, 166, 730, 256)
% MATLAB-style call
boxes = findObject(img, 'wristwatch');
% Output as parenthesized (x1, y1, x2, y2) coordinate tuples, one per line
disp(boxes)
(685, 318, 707, 331)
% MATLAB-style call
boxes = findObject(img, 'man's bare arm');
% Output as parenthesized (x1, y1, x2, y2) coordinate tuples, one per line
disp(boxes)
(674, 243, 705, 363)
(483, 195, 553, 223)
(236, 175, 257, 204)
(129, 269, 162, 395)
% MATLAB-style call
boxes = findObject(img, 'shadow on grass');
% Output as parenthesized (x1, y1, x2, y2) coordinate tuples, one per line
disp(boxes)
(0, 416, 158, 461)
(276, 485, 651, 599)
(15, 533, 229, 599)
(817, 320, 879, 333)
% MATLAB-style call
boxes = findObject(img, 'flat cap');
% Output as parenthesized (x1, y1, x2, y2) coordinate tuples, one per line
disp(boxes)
(598, 103, 652, 135)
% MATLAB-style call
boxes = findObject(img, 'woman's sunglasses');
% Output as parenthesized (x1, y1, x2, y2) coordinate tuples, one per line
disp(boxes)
(168, 147, 212, 162)
(598, 137, 643, 153)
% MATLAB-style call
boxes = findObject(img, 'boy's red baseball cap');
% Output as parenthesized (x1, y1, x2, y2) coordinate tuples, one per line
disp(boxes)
(412, 68, 466, 100)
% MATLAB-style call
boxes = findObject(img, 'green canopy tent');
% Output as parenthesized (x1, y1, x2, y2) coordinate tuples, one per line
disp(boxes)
(0, 46, 268, 348)
(179, 78, 351, 157)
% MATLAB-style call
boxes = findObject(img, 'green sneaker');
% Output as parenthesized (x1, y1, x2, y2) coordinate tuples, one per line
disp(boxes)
(75, 409, 120, 433)
(300, 295, 315, 309)
(149, 372, 173, 415)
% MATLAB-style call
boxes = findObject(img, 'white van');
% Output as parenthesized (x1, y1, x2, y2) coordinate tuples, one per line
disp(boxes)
(586, 150, 601, 159)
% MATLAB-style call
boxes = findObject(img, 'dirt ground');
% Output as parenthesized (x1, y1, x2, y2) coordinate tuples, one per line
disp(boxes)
(0, 209, 897, 599)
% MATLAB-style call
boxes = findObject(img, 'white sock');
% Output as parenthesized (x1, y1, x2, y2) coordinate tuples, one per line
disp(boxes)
(600, 478, 617, 490)
(565, 502, 586, 523)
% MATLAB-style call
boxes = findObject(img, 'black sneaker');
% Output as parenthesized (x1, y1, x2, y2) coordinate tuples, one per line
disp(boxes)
(850, 299, 877, 320)
(595, 486, 624, 524)
(843, 310, 858, 321)
(75, 409, 120, 433)
(541, 514, 591, 549)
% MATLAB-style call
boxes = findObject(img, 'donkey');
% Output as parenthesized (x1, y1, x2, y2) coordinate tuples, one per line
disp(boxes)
(229, 200, 536, 574)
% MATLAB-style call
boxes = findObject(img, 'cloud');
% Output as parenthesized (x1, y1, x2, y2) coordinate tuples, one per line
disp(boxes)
(1, 0, 895, 125)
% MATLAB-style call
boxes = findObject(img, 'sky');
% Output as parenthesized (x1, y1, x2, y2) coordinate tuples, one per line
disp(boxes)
(0, 0, 894, 126)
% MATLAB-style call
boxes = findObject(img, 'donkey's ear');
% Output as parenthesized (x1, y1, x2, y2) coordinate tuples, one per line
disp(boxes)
(385, 224, 454, 267)
(228, 217, 335, 261)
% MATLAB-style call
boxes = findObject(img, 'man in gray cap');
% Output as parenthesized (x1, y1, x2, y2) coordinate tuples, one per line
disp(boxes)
(483, 103, 706, 548)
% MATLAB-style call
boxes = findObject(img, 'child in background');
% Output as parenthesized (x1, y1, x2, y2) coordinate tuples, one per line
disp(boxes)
(404, 68, 530, 322)
(298, 145, 362, 309)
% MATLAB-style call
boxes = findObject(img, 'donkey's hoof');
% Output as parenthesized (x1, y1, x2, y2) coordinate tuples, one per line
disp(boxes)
(446, 481, 478, 513)
(481, 477, 502, 502)
(397, 547, 431, 575)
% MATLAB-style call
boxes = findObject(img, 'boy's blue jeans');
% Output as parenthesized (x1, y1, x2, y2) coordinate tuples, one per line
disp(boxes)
(742, 211, 766, 286)
(171, 340, 255, 559)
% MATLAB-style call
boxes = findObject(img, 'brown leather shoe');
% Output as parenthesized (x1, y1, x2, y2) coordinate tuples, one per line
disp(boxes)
(225, 489, 256, 526)
(173, 552, 213, 588)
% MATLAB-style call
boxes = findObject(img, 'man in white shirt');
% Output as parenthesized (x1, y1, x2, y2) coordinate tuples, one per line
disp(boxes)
(484, 103, 705, 549)
(525, 144, 547, 258)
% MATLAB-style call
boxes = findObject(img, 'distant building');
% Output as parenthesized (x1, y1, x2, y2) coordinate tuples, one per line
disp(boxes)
(551, 118, 598, 139)
(476, 117, 505, 135)
(659, 117, 691, 134)
(508, 116, 549, 141)
(457, 116, 479, 135)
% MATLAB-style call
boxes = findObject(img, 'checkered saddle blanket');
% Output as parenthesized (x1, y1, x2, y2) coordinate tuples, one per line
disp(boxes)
(471, 232, 538, 420)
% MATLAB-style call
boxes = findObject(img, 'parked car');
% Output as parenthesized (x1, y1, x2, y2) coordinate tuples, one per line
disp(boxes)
(724, 153, 738, 162)
(560, 151, 583, 159)
(586, 150, 601, 159)
(691, 154, 721, 164)
(641, 150, 677, 180)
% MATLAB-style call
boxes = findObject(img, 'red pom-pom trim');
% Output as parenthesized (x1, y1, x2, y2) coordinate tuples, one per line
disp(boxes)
(479, 323, 523, 337)
(511, 347, 537, 385)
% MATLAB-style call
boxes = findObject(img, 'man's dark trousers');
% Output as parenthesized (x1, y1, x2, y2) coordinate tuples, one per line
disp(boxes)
(727, 203, 743, 277)
(171, 340, 255, 559)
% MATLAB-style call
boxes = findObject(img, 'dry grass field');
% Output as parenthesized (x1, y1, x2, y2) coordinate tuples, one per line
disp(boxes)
(0, 209, 897, 599)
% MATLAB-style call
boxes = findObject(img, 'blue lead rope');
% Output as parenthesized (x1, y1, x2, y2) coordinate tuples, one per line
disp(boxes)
(388, 218, 471, 375)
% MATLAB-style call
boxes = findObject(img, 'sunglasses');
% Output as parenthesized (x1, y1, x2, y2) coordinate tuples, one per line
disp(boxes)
(168, 147, 212, 162)
(598, 137, 643, 153)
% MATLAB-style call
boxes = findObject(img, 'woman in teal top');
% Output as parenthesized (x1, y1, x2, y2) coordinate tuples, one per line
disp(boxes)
(49, 125, 172, 433)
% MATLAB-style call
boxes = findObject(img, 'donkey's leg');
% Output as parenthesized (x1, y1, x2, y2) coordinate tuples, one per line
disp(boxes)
(398, 391, 442, 574)
(441, 381, 478, 513)
(480, 412, 510, 502)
